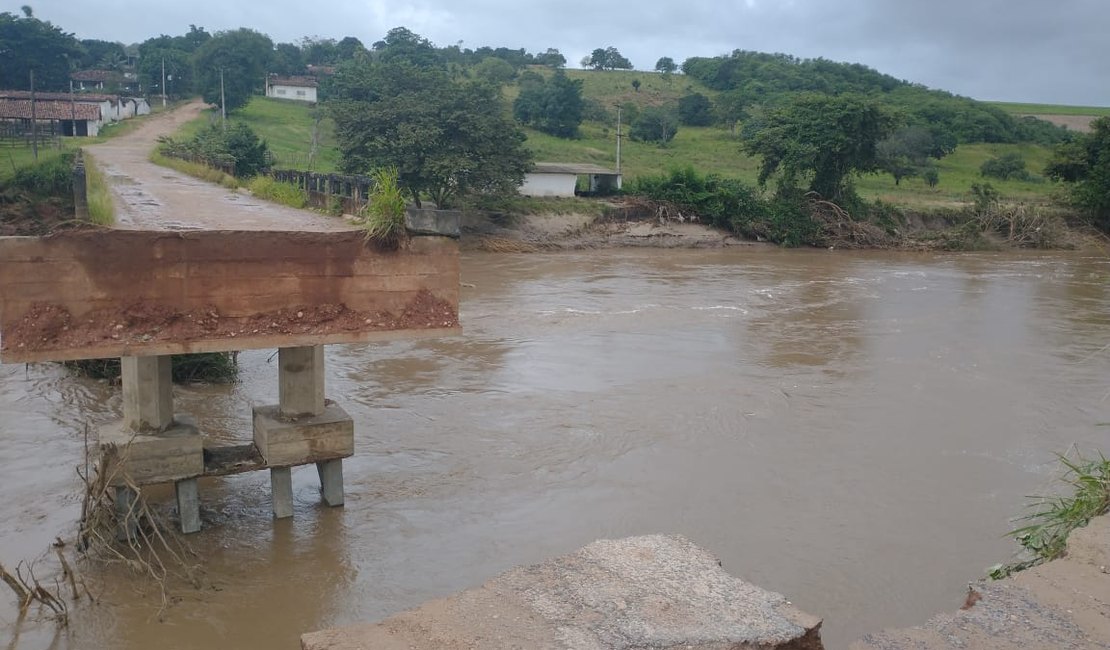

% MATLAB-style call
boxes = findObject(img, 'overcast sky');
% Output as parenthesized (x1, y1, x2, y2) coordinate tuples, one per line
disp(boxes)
(20, 0, 1110, 106)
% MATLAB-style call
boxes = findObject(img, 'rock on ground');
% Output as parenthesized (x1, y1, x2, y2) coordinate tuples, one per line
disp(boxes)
(302, 534, 824, 650)
(852, 515, 1110, 650)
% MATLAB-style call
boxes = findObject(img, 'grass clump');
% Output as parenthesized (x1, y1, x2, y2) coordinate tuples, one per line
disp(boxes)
(65, 353, 238, 384)
(84, 153, 114, 226)
(247, 175, 308, 209)
(989, 450, 1110, 579)
(149, 150, 240, 189)
(358, 167, 407, 247)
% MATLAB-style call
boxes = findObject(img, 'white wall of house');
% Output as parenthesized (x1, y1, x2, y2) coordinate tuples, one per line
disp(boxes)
(521, 172, 577, 197)
(267, 84, 317, 103)
(133, 98, 151, 115)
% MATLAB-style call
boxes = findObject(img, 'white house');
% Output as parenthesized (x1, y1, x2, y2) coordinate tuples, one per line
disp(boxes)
(520, 163, 622, 197)
(266, 75, 318, 103)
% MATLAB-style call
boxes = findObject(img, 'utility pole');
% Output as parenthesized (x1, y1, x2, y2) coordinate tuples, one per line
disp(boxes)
(161, 57, 167, 108)
(30, 70, 38, 161)
(220, 68, 226, 129)
(70, 79, 77, 137)
(615, 105, 622, 177)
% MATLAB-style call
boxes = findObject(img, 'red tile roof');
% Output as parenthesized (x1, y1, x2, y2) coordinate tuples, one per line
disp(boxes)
(269, 75, 318, 88)
(0, 99, 101, 121)
(0, 90, 120, 104)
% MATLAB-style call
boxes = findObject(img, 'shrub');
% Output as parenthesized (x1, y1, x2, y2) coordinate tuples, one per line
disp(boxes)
(630, 106, 679, 144)
(8, 152, 74, 197)
(677, 93, 713, 126)
(359, 167, 407, 247)
(980, 152, 1032, 181)
(247, 176, 308, 208)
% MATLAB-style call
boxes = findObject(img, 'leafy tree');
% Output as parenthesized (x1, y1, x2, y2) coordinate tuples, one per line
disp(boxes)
(301, 37, 337, 64)
(1045, 117, 1110, 230)
(631, 79, 641, 93)
(714, 89, 748, 134)
(373, 27, 442, 68)
(0, 11, 83, 90)
(329, 61, 532, 207)
(654, 56, 677, 76)
(876, 125, 953, 185)
(192, 28, 274, 113)
(630, 105, 679, 144)
(138, 48, 192, 98)
(513, 69, 584, 138)
(742, 93, 897, 202)
(677, 93, 712, 126)
(535, 48, 566, 68)
(582, 46, 632, 70)
(335, 36, 366, 61)
(79, 39, 127, 70)
(980, 152, 1031, 181)
(272, 42, 305, 75)
(474, 56, 515, 84)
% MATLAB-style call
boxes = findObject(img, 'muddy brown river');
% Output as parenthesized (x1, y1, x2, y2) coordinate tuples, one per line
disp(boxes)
(2, 248, 1108, 649)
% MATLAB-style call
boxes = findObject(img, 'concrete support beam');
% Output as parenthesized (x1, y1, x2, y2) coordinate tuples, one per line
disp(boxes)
(271, 467, 294, 519)
(317, 460, 344, 507)
(115, 486, 138, 541)
(121, 355, 174, 432)
(253, 403, 353, 467)
(279, 346, 325, 417)
(175, 478, 201, 534)
(99, 415, 203, 486)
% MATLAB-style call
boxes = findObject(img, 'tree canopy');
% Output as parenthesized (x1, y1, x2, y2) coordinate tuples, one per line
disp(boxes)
(654, 57, 677, 75)
(630, 105, 679, 144)
(192, 28, 274, 113)
(742, 93, 897, 202)
(1046, 117, 1110, 231)
(513, 69, 584, 138)
(582, 47, 632, 71)
(329, 61, 532, 207)
(0, 11, 83, 91)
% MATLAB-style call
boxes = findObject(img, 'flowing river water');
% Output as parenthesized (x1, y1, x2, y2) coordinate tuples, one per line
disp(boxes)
(2, 248, 1108, 649)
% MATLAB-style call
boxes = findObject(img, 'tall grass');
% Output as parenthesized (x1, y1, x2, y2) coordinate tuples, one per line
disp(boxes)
(247, 175, 309, 209)
(84, 153, 114, 226)
(358, 167, 406, 246)
(149, 150, 240, 189)
(65, 353, 238, 383)
(989, 449, 1110, 578)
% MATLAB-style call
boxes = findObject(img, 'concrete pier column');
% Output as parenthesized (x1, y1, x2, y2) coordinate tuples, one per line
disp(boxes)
(271, 466, 294, 519)
(121, 356, 174, 432)
(175, 478, 201, 534)
(279, 346, 325, 417)
(317, 460, 344, 507)
(115, 486, 139, 541)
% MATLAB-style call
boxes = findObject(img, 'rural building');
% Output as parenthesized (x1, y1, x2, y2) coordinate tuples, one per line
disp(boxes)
(0, 91, 149, 124)
(266, 75, 318, 103)
(70, 69, 140, 94)
(520, 162, 622, 197)
(0, 99, 103, 136)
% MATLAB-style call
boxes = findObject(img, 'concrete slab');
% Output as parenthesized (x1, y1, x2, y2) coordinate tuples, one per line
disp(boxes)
(301, 534, 824, 650)
(253, 403, 354, 468)
(99, 415, 203, 485)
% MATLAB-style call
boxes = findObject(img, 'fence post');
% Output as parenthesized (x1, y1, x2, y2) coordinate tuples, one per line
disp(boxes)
(73, 150, 89, 220)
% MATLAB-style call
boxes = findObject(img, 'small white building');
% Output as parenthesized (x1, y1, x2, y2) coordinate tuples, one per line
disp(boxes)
(521, 163, 622, 197)
(266, 75, 318, 103)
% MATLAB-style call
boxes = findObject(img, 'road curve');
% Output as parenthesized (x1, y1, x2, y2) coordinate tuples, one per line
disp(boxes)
(86, 100, 353, 232)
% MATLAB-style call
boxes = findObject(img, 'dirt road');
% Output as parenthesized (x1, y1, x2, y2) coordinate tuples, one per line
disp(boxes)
(86, 100, 352, 231)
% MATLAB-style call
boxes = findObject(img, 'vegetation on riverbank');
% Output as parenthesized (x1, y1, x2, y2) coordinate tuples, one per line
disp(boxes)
(989, 450, 1110, 579)
(65, 353, 239, 384)
(84, 154, 114, 226)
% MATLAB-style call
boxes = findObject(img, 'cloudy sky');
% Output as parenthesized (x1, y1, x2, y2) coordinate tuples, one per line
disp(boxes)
(21, 0, 1110, 106)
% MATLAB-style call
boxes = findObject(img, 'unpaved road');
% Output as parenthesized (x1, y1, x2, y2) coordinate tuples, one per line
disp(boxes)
(86, 100, 352, 231)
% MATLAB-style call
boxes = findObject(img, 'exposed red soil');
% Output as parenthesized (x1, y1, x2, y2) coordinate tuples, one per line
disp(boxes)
(3, 289, 458, 353)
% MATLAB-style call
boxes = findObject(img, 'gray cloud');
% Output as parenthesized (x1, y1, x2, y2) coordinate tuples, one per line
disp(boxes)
(26, 0, 1110, 105)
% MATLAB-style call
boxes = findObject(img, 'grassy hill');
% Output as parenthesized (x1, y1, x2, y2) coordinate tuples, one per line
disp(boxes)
(221, 70, 1089, 211)
(985, 101, 1110, 117)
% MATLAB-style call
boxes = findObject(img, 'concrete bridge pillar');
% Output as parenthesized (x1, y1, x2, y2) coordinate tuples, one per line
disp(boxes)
(255, 345, 352, 518)
(106, 355, 203, 537)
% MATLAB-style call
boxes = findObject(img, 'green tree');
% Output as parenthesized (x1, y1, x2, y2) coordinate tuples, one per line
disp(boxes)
(535, 48, 566, 68)
(0, 11, 83, 90)
(654, 56, 677, 76)
(473, 56, 515, 84)
(631, 79, 641, 92)
(192, 28, 274, 113)
(677, 93, 712, 126)
(582, 46, 632, 70)
(138, 48, 192, 98)
(79, 39, 127, 70)
(513, 69, 584, 138)
(630, 105, 679, 144)
(272, 42, 305, 75)
(330, 62, 532, 207)
(876, 125, 953, 185)
(373, 27, 442, 68)
(714, 89, 749, 135)
(1046, 117, 1110, 231)
(980, 152, 1031, 181)
(742, 93, 897, 202)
